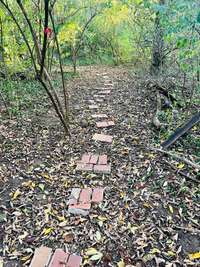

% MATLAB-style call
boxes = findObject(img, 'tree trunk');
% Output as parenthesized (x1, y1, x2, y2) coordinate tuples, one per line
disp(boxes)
(150, 0, 165, 75)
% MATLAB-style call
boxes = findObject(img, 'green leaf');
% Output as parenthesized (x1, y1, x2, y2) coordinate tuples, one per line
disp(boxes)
(197, 12, 200, 23)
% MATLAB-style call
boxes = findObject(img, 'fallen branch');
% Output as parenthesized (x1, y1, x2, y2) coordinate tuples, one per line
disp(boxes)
(161, 111, 200, 149)
(163, 159, 199, 183)
(150, 147, 200, 170)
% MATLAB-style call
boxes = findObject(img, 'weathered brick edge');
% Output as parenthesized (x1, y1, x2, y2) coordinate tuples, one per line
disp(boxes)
(68, 187, 104, 216)
(76, 153, 111, 174)
(29, 246, 82, 267)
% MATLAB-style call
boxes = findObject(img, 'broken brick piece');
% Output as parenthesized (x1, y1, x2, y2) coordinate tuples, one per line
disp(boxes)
(76, 163, 93, 171)
(94, 164, 111, 174)
(92, 188, 104, 203)
(68, 202, 91, 216)
(30, 246, 52, 267)
(92, 133, 113, 143)
(79, 188, 92, 203)
(89, 154, 99, 164)
(70, 188, 81, 200)
(98, 155, 108, 165)
(67, 254, 82, 267)
(48, 249, 69, 267)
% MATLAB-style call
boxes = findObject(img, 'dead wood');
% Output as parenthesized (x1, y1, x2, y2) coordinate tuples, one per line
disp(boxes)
(152, 90, 162, 129)
(161, 111, 200, 149)
(150, 147, 200, 170)
(163, 159, 199, 183)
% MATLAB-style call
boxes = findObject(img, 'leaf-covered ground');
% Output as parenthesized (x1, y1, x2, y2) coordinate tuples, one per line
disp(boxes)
(0, 66, 199, 267)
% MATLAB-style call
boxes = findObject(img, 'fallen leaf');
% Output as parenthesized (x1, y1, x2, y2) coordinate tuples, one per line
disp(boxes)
(12, 189, 21, 200)
(117, 259, 125, 267)
(188, 251, 200, 260)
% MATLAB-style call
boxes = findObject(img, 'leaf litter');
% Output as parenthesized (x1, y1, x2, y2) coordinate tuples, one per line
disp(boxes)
(0, 66, 199, 266)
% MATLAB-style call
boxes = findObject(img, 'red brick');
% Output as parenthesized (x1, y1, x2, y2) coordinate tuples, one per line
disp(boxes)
(30, 246, 52, 267)
(92, 133, 113, 143)
(89, 154, 99, 164)
(49, 249, 69, 267)
(94, 164, 111, 174)
(98, 155, 107, 165)
(76, 163, 93, 171)
(91, 114, 108, 119)
(69, 203, 91, 210)
(96, 99, 104, 103)
(81, 154, 91, 163)
(66, 254, 82, 267)
(79, 188, 92, 203)
(96, 121, 108, 128)
(99, 90, 111, 94)
(92, 188, 104, 203)
(107, 121, 115, 126)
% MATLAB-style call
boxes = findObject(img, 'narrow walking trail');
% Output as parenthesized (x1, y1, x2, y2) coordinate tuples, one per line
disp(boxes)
(1, 67, 199, 267)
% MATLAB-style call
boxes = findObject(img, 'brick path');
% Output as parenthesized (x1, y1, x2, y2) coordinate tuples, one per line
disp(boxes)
(29, 73, 114, 267)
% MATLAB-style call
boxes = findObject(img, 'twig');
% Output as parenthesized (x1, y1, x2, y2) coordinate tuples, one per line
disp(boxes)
(150, 147, 200, 170)
(173, 225, 200, 234)
(163, 159, 199, 183)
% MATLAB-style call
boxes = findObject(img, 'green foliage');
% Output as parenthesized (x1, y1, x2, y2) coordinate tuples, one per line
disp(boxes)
(0, 79, 43, 116)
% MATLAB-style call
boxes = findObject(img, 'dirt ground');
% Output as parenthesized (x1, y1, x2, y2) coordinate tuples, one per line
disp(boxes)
(0, 66, 199, 266)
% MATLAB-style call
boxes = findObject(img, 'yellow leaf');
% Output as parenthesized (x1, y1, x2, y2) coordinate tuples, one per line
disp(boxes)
(98, 216, 107, 222)
(143, 202, 151, 208)
(41, 173, 52, 180)
(85, 248, 98, 256)
(167, 250, 176, 257)
(177, 163, 185, 169)
(151, 248, 161, 254)
(120, 191, 126, 198)
(43, 227, 53, 235)
(117, 259, 125, 267)
(12, 189, 21, 200)
(189, 251, 200, 260)
(169, 205, 173, 214)
(21, 254, 32, 262)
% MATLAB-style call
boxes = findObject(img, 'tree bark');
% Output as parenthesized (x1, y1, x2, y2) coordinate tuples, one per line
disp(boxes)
(150, 0, 165, 75)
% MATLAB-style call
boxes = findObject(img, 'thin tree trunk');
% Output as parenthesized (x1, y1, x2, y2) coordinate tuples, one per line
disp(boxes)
(150, 0, 165, 75)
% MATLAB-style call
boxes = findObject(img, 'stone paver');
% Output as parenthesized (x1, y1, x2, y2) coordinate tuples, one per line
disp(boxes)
(68, 187, 104, 216)
(29, 247, 82, 267)
(91, 114, 108, 119)
(96, 120, 115, 128)
(92, 133, 113, 143)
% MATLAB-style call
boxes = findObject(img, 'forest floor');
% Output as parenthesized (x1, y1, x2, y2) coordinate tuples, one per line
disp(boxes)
(0, 66, 200, 267)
